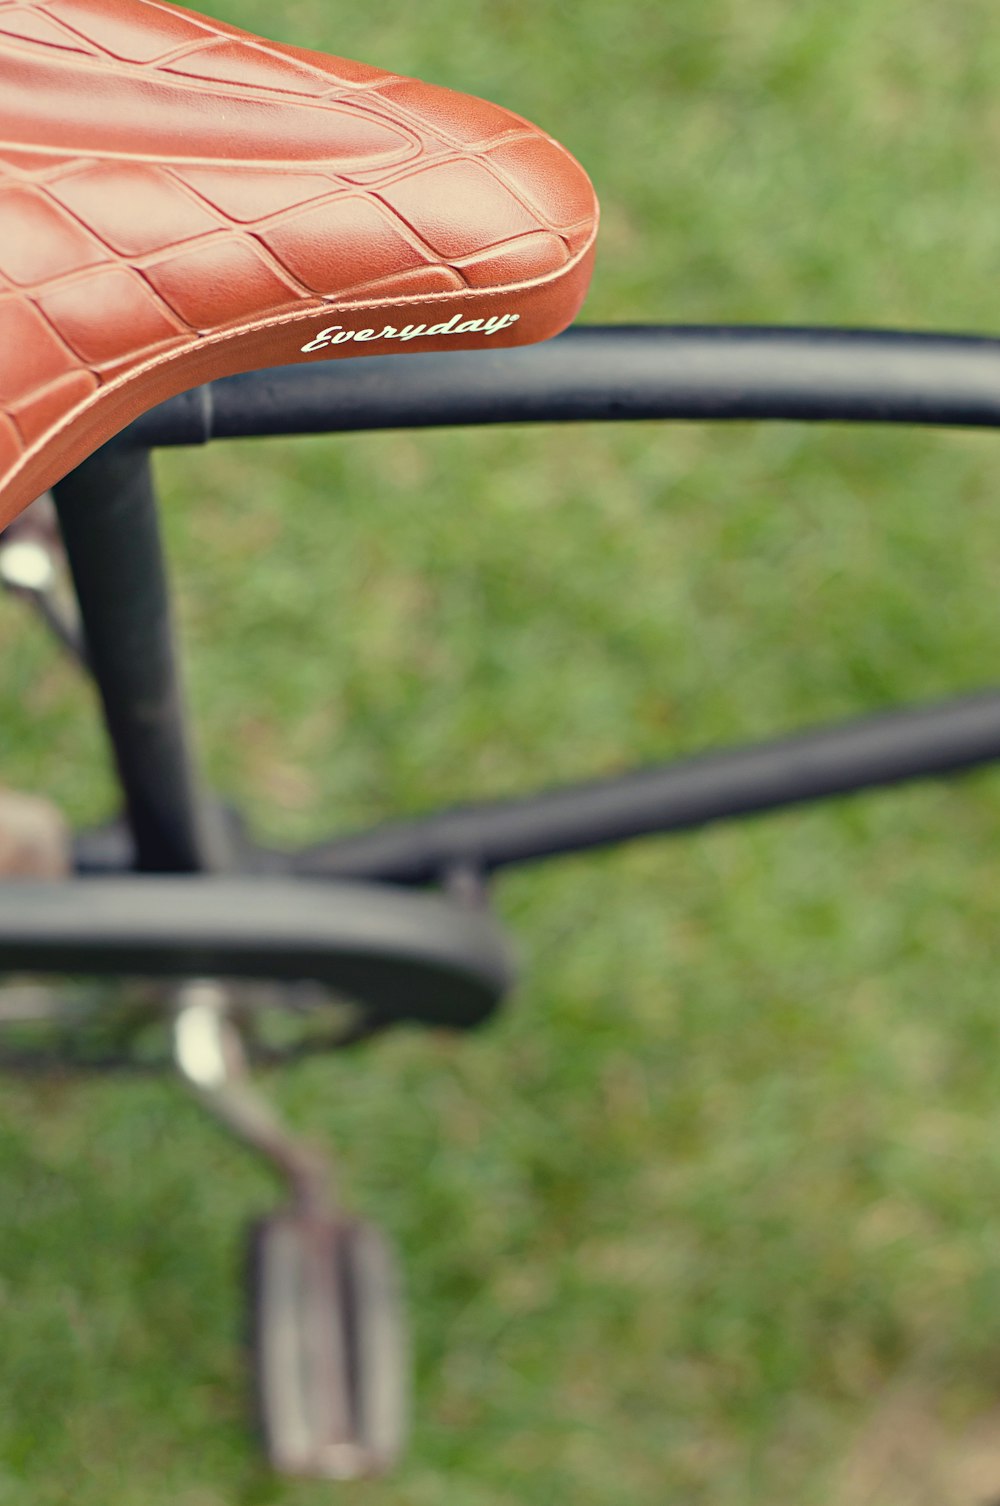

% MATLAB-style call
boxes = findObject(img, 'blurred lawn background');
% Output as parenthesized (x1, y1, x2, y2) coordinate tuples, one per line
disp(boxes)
(5, 1, 1000, 1502)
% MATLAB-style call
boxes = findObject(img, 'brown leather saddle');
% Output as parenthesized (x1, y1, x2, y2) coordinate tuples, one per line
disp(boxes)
(0, 0, 599, 529)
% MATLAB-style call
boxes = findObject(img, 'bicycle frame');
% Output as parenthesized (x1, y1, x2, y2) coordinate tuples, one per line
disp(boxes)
(6, 315, 1000, 1474)
(43, 323, 1000, 908)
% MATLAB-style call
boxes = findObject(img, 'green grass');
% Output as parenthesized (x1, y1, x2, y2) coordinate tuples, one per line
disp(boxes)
(6, 0, 1000, 1500)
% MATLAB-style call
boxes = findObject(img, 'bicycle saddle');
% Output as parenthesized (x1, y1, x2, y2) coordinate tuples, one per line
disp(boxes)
(0, 0, 599, 529)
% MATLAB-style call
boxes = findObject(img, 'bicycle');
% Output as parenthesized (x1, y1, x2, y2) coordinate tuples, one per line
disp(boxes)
(5, 0, 1000, 1486)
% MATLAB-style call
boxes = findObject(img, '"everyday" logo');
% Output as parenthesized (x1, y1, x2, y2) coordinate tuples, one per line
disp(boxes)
(300, 312, 520, 353)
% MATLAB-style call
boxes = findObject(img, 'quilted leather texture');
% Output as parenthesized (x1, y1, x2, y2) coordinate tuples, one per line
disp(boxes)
(0, 0, 598, 526)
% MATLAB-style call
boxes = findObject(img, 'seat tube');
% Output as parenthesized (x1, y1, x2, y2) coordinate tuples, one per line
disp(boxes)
(52, 445, 228, 873)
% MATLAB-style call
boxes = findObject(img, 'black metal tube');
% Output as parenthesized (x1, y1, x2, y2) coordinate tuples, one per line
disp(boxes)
(292, 689, 1000, 884)
(122, 326, 1000, 448)
(52, 447, 226, 873)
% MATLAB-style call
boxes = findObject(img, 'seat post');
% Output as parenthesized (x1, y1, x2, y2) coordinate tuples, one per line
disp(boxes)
(52, 444, 228, 874)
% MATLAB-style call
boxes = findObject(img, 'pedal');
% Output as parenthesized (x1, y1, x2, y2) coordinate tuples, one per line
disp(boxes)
(173, 981, 409, 1477)
(250, 1210, 407, 1478)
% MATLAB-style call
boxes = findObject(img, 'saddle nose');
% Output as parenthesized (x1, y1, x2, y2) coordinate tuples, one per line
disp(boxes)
(0, 0, 599, 528)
